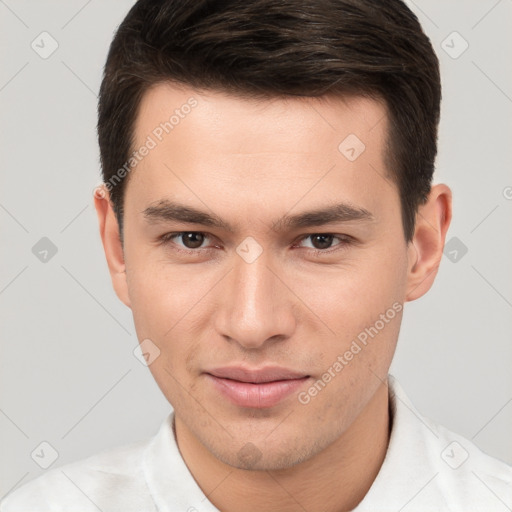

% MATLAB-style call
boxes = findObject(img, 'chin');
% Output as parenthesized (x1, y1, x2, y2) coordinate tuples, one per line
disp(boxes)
(207, 431, 322, 472)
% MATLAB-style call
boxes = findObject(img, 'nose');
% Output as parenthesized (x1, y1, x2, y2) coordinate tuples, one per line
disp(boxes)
(214, 251, 296, 350)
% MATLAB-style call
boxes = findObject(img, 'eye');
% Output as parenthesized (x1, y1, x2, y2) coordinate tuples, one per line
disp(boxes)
(158, 231, 354, 258)
(160, 231, 212, 250)
(295, 234, 352, 253)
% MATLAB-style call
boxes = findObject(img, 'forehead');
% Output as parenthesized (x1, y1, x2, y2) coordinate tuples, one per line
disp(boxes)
(126, 83, 397, 229)
(134, 83, 388, 153)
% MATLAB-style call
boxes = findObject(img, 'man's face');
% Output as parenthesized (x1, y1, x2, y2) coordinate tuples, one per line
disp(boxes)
(117, 84, 414, 470)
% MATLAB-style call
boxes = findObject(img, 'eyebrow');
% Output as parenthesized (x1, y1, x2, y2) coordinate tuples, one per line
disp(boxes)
(142, 199, 374, 232)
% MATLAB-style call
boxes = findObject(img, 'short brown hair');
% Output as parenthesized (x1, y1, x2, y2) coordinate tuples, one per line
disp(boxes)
(98, 0, 441, 242)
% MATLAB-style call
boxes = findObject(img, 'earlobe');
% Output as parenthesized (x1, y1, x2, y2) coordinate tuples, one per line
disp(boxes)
(93, 186, 131, 308)
(405, 184, 452, 302)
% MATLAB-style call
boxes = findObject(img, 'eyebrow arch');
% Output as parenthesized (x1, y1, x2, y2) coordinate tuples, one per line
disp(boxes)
(143, 201, 232, 231)
(142, 199, 374, 233)
(271, 202, 374, 232)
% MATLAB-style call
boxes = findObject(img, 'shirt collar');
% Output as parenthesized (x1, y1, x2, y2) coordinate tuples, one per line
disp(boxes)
(142, 413, 220, 512)
(352, 374, 449, 511)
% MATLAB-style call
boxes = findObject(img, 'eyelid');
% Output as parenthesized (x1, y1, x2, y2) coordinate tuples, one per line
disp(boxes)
(159, 231, 215, 250)
(293, 233, 354, 253)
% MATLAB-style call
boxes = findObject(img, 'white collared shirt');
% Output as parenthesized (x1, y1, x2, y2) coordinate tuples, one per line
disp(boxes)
(2, 375, 511, 511)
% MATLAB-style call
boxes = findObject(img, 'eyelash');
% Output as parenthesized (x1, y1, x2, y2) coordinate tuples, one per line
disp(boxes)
(158, 231, 353, 257)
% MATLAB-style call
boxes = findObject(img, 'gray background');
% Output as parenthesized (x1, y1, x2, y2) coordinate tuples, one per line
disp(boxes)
(1, 0, 511, 499)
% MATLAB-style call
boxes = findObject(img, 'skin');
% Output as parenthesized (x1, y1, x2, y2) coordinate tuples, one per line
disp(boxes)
(94, 83, 451, 512)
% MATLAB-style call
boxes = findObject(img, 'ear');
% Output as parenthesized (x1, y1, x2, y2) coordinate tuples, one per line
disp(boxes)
(93, 185, 131, 308)
(405, 183, 452, 302)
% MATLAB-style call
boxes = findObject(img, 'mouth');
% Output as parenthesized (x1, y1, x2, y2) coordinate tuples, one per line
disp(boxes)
(205, 366, 311, 408)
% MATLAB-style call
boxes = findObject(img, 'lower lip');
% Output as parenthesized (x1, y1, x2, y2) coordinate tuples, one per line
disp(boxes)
(207, 374, 310, 408)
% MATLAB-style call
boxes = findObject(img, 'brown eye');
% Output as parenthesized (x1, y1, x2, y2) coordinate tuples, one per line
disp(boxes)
(180, 232, 205, 249)
(295, 233, 352, 255)
(310, 234, 335, 250)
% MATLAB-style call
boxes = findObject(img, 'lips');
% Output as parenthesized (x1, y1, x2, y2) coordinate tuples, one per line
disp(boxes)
(205, 366, 310, 408)
(208, 366, 308, 383)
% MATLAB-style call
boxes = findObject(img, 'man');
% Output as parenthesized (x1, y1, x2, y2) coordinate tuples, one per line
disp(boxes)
(2, 0, 510, 510)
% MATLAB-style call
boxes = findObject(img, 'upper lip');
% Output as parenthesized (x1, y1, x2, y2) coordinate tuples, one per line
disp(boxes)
(207, 366, 309, 383)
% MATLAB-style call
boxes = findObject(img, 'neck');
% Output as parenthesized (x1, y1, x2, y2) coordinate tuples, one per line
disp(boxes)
(175, 381, 390, 512)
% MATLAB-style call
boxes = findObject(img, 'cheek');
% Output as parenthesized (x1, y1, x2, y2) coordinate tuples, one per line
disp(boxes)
(126, 263, 206, 405)
(127, 268, 174, 336)
(289, 244, 407, 383)
(292, 245, 407, 334)
(126, 255, 202, 332)
(126, 259, 212, 373)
